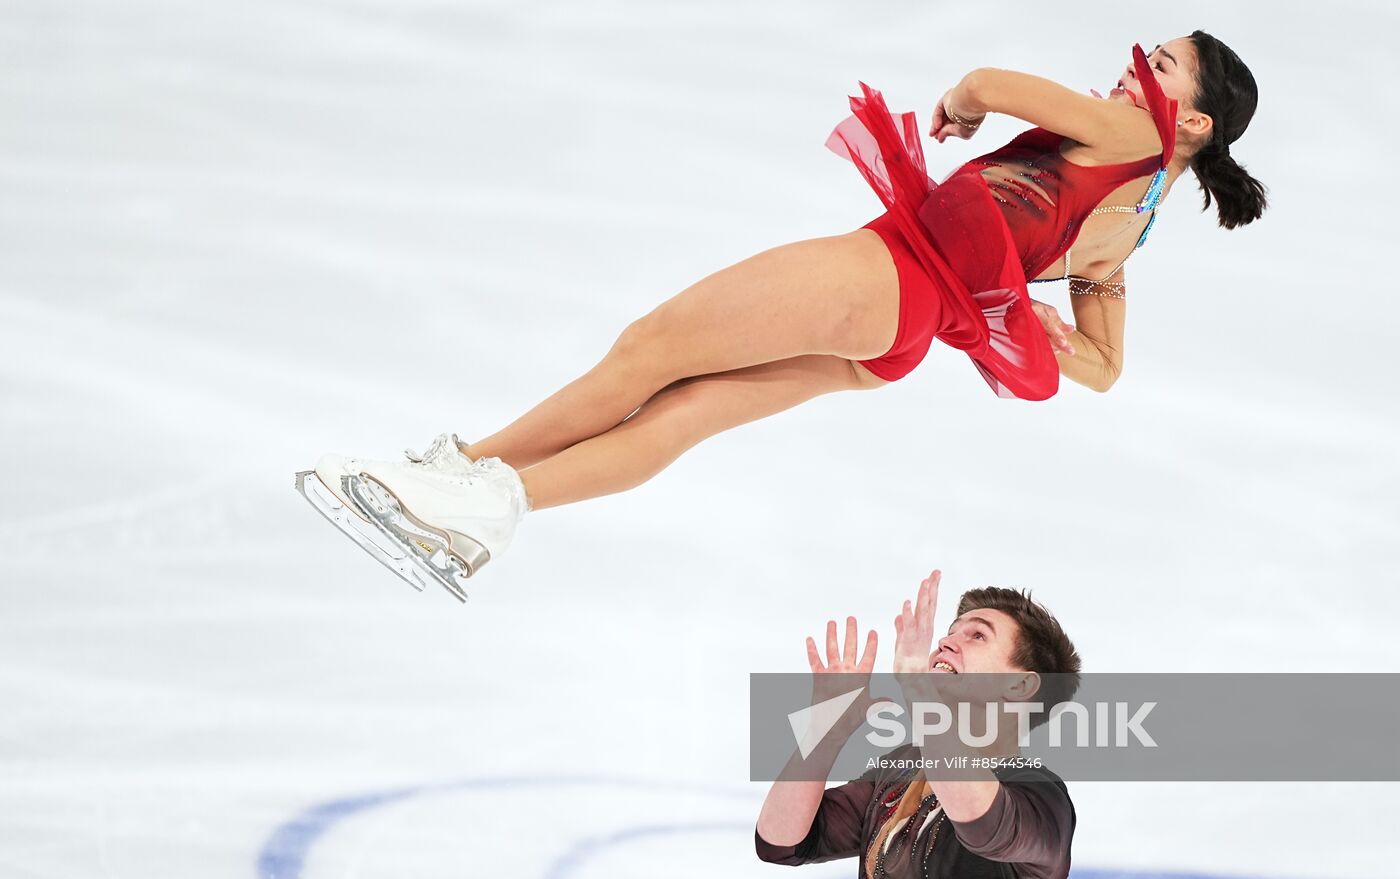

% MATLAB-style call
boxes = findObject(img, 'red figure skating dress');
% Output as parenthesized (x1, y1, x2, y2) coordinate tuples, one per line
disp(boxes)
(827, 43, 1178, 399)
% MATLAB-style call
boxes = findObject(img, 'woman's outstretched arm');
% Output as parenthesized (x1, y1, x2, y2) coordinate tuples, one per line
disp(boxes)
(943, 68, 1160, 158)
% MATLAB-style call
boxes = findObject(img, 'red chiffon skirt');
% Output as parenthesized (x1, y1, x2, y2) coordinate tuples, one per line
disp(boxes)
(827, 83, 1059, 400)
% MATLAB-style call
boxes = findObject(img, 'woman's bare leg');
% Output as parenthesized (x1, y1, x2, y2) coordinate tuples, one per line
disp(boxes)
(466, 229, 899, 470)
(517, 354, 887, 510)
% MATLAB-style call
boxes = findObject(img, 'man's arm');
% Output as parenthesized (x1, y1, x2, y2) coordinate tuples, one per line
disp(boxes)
(754, 740, 876, 865)
(947, 776, 1075, 878)
(756, 618, 880, 865)
(887, 573, 1075, 877)
(888, 575, 1005, 823)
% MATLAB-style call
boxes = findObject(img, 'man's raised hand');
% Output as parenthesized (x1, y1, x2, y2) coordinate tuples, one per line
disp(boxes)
(805, 617, 878, 727)
(893, 570, 941, 675)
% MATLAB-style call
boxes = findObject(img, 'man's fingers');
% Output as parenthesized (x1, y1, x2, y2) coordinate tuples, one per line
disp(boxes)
(806, 636, 823, 672)
(858, 629, 879, 672)
(843, 616, 857, 667)
(826, 619, 839, 666)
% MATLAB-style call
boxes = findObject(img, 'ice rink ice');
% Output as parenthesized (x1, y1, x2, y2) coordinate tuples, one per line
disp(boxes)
(2, 1, 1398, 876)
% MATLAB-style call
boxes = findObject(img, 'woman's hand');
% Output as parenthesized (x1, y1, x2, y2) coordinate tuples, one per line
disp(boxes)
(1030, 300, 1077, 356)
(929, 89, 985, 143)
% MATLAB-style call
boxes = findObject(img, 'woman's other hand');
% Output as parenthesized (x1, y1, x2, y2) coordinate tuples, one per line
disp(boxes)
(1030, 300, 1076, 356)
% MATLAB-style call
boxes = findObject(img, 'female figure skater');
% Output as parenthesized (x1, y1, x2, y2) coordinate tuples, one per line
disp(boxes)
(297, 32, 1267, 599)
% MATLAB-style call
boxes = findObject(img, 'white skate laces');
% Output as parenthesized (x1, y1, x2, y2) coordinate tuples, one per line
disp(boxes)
(294, 433, 527, 602)
(315, 432, 474, 514)
(403, 433, 474, 472)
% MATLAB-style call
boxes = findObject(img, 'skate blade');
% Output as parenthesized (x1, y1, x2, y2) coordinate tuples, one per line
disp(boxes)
(343, 473, 489, 604)
(294, 470, 432, 594)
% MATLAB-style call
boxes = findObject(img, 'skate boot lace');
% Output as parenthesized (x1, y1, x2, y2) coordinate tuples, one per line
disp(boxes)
(404, 433, 472, 471)
(405, 437, 529, 512)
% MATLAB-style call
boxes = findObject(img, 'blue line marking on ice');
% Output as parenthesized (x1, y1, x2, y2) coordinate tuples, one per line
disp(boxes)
(254, 775, 749, 879)
(255, 776, 1283, 879)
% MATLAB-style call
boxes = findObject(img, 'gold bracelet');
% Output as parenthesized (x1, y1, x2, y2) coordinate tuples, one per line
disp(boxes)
(1068, 277, 1126, 299)
(944, 104, 985, 129)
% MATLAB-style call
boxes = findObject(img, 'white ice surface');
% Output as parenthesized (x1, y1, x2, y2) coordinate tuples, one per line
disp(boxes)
(2, 1, 1398, 877)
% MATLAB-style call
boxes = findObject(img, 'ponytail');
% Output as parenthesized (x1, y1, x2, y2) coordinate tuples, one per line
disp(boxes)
(1191, 139, 1268, 230)
(1187, 30, 1269, 229)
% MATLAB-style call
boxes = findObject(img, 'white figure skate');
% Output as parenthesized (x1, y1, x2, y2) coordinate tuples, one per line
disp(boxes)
(342, 455, 530, 602)
(294, 433, 475, 596)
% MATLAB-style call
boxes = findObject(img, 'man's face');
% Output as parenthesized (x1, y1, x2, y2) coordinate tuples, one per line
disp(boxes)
(928, 608, 1023, 675)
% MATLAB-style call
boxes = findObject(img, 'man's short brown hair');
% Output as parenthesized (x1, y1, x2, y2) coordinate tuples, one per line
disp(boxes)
(957, 587, 1082, 728)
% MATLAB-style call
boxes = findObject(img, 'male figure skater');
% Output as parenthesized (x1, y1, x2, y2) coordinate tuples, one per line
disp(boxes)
(756, 572, 1082, 879)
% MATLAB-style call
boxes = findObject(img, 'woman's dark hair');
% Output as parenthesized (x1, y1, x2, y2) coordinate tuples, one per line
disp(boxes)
(1186, 30, 1268, 229)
